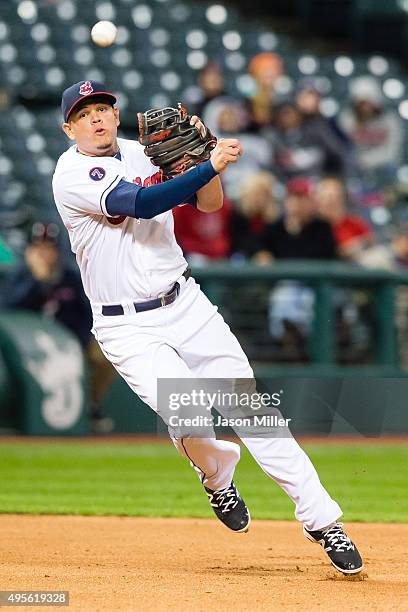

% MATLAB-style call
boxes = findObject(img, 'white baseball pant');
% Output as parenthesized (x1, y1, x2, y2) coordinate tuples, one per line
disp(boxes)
(92, 278, 341, 530)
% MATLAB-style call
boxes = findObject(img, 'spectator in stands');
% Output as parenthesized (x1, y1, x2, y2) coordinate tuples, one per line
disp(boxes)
(261, 177, 337, 260)
(213, 100, 272, 201)
(231, 171, 279, 260)
(268, 99, 349, 181)
(356, 221, 408, 271)
(260, 178, 337, 354)
(246, 52, 285, 131)
(339, 76, 403, 181)
(192, 61, 226, 125)
(295, 81, 354, 173)
(173, 197, 232, 264)
(5, 222, 115, 433)
(317, 177, 373, 261)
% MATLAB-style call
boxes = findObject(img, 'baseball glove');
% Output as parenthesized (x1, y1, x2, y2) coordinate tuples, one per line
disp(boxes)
(137, 103, 217, 179)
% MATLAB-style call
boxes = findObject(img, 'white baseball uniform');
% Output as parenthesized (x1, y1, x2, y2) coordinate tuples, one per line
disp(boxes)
(53, 137, 341, 530)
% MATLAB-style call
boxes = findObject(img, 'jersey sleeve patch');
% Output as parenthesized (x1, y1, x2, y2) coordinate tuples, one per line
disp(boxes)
(89, 167, 106, 181)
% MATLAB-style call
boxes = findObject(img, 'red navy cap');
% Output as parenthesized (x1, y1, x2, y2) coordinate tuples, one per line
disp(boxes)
(61, 80, 117, 122)
(286, 177, 314, 196)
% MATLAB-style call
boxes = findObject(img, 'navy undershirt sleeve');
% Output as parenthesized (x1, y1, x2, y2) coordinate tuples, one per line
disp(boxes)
(105, 160, 216, 219)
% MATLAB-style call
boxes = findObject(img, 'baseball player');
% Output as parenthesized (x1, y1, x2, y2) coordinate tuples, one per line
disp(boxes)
(52, 80, 363, 575)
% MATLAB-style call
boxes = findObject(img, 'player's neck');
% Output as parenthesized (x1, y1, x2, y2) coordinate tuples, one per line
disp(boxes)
(76, 141, 120, 157)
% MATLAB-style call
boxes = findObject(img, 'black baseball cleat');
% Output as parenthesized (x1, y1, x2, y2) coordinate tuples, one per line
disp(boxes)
(205, 480, 251, 533)
(303, 522, 363, 574)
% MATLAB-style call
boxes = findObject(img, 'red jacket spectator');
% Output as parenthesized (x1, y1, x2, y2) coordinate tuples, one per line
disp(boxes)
(173, 199, 232, 260)
(332, 216, 372, 248)
(339, 76, 403, 176)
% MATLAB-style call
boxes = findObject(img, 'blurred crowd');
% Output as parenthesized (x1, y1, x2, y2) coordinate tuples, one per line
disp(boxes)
(172, 53, 408, 365)
(0, 51, 407, 377)
(173, 53, 407, 270)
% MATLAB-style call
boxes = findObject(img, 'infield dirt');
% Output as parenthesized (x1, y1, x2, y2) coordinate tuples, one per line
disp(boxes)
(1, 516, 407, 611)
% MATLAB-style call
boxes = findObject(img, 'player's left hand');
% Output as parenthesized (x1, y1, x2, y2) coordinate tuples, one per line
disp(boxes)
(138, 105, 218, 179)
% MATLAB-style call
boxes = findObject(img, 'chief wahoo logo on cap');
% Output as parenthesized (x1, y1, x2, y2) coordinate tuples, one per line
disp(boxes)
(79, 81, 94, 96)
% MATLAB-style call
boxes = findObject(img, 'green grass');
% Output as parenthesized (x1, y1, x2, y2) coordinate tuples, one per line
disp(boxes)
(0, 441, 406, 522)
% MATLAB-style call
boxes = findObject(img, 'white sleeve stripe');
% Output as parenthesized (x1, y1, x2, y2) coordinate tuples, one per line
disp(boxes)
(99, 174, 121, 215)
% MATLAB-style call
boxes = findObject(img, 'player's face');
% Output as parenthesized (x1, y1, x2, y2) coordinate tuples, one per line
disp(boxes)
(62, 101, 120, 157)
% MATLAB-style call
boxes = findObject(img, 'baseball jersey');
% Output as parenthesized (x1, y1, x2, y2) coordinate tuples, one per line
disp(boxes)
(52, 137, 188, 305)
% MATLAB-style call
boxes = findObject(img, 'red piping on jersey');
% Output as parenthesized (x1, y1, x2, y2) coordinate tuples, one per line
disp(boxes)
(66, 92, 117, 121)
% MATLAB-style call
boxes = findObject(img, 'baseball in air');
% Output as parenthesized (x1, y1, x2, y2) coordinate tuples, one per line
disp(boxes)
(91, 21, 117, 47)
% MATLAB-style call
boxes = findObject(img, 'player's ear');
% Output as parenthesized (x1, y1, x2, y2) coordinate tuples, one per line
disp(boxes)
(62, 122, 75, 141)
(114, 106, 120, 127)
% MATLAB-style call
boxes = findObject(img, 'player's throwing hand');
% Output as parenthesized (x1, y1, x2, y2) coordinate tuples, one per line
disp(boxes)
(210, 138, 243, 173)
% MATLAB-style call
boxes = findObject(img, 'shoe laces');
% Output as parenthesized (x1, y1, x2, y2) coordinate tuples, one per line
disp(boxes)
(207, 485, 239, 514)
(320, 522, 355, 553)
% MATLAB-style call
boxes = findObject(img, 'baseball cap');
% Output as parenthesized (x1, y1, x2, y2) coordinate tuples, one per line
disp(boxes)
(286, 177, 315, 196)
(61, 80, 117, 122)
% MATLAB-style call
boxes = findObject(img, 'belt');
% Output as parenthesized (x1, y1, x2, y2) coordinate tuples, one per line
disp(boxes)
(101, 267, 192, 316)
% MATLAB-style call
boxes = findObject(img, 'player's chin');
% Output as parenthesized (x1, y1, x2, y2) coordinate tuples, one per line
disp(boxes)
(95, 138, 115, 151)
(93, 130, 113, 144)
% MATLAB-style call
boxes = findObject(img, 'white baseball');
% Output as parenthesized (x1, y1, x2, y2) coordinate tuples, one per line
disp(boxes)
(91, 21, 117, 47)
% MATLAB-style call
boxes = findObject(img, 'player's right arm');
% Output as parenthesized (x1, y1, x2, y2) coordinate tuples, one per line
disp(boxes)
(53, 139, 240, 221)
